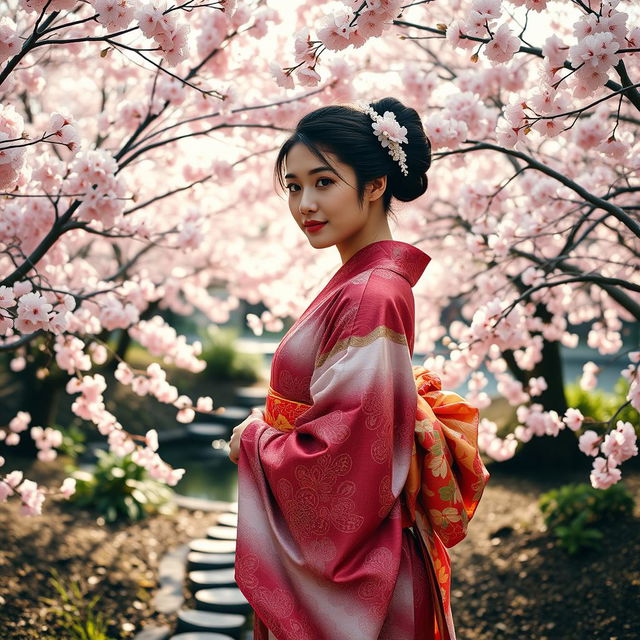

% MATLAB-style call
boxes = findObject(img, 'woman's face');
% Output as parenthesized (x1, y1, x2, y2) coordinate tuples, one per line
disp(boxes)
(284, 143, 387, 263)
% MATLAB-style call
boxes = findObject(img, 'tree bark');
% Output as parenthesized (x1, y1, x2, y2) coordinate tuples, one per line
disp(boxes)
(502, 306, 587, 471)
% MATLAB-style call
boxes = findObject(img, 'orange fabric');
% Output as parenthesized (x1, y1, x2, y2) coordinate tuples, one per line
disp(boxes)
(263, 366, 490, 640)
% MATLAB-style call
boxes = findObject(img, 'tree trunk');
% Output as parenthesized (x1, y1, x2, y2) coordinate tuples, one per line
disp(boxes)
(501, 313, 588, 471)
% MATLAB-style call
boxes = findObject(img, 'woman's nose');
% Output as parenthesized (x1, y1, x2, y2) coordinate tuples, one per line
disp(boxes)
(298, 189, 318, 214)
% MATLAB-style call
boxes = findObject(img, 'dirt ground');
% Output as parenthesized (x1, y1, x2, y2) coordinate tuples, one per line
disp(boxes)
(0, 460, 638, 640)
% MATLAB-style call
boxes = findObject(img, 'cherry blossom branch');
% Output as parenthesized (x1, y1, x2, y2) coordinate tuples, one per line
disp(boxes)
(0, 9, 59, 87)
(121, 86, 326, 156)
(117, 123, 289, 171)
(115, 29, 245, 159)
(438, 140, 640, 237)
(524, 82, 640, 124)
(510, 249, 640, 321)
(393, 19, 640, 110)
(0, 330, 45, 351)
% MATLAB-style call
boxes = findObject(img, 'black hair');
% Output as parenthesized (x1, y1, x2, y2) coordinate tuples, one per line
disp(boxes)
(274, 97, 431, 217)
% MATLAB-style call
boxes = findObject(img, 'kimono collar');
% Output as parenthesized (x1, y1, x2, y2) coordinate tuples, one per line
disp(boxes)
(336, 239, 431, 288)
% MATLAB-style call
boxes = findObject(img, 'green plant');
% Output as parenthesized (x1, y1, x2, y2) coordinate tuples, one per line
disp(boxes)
(565, 377, 640, 429)
(41, 568, 116, 640)
(56, 424, 87, 460)
(200, 326, 263, 383)
(69, 450, 176, 522)
(538, 482, 635, 554)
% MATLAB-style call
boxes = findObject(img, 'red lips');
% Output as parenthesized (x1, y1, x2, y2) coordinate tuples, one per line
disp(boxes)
(303, 220, 327, 227)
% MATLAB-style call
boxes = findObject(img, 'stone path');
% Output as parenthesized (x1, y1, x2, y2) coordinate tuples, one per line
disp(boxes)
(136, 387, 268, 640)
(173, 504, 253, 640)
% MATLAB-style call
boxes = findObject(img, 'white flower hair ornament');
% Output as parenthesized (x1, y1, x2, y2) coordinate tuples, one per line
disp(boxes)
(362, 104, 409, 176)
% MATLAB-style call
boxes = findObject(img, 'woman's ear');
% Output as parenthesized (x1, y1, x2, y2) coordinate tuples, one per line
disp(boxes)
(365, 175, 387, 203)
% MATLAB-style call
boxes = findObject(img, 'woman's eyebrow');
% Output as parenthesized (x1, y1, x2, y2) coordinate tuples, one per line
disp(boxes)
(284, 165, 337, 179)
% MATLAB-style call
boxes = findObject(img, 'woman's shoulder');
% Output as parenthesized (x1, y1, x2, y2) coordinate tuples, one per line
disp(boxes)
(336, 265, 413, 303)
(328, 267, 414, 336)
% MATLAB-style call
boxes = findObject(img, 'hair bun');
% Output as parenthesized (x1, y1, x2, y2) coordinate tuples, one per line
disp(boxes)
(369, 97, 431, 203)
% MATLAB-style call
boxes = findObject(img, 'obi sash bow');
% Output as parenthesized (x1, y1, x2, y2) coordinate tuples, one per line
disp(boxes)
(262, 365, 490, 640)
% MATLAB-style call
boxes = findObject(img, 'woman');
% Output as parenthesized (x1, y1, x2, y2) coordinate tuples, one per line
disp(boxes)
(228, 98, 490, 640)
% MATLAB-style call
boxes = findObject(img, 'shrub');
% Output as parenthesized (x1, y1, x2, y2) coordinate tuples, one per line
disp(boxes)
(56, 424, 87, 460)
(69, 450, 176, 523)
(565, 377, 639, 431)
(200, 326, 263, 383)
(538, 482, 635, 554)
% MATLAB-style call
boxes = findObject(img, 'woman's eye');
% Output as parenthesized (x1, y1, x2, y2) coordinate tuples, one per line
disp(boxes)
(286, 178, 332, 192)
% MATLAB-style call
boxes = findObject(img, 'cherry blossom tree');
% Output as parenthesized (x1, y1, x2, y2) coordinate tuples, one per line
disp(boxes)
(1, 0, 639, 516)
(0, 0, 333, 515)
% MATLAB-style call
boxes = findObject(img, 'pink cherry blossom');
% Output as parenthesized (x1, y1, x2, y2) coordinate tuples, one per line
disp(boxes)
(145, 429, 159, 452)
(269, 62, 294, 90)
(115, 362, 134, 385)
(0, 17, 20, 64)
(484, 24, 520, 64)
(176, 407, 195, 423)
(601, 421, 638, 466)
(54, 335, 91, 374)
(446, 20, 476, 51)
(589, 456, 621, 490)
(508, 0, 548, 12)
(569, 31, 620, 71)
(318, 7, 357, 51)
(578, 430, 601, 456)
(196, 396, 213, 412)
(17, 479, 45, 516)
(296, 66, 321, 87)
(0, 285, 15, 308)
(542, 34, 568, 68)
(108, 429, 136, 458)
(355, 9, 387, 39)
(9, 410, 30, 433)
(94, 0, 136, 32)
(15, 292, 52, 334)
(470, 0, 502, 22)
(293, 28, 315, 65)
(527, 376, 548, 397)
(580, 361, 600, 390)
(563, 408, 584, 432)
(59, 477, 76, 499)
(424, 113, 469, 149)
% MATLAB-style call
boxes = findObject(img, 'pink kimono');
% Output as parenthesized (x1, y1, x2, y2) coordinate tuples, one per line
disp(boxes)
(236, 239, 490, 640)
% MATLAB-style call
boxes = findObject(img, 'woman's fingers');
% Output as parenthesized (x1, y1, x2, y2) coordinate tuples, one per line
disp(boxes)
(229, 410, 264, 464)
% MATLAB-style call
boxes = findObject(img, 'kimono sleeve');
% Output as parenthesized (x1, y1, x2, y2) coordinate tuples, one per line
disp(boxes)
(235, 269, 419, 640)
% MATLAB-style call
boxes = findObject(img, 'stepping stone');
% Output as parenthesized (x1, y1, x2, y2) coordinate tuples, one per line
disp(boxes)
(206, 525, 237, 541)
(188, 568, 237, 590)
(216, 512, 238, 528)
(195, 588, 252, 615)
(171, 634, 236, 640)
(187, 423, 229, 440)
(187, 552, 235, 571)
(234, 386, 267, 408)
(135, 625, 172, 640)
(189, 539, 236, 554)
(210, 406, 251, 428)
(175, 609, 246, 637)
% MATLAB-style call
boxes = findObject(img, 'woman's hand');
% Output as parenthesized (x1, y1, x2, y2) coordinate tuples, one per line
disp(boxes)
(228, 407, 264, 464)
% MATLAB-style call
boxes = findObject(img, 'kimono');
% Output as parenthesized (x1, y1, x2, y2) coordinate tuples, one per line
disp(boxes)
(236, 239, 490, 640)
